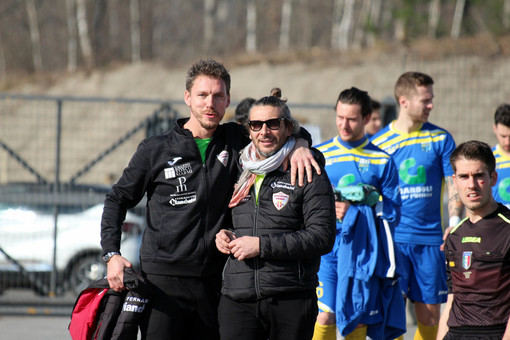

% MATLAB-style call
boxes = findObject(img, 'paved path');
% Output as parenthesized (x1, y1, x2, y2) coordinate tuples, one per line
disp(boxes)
(0, 289, 420, 339)
(0, 315, 418, 340)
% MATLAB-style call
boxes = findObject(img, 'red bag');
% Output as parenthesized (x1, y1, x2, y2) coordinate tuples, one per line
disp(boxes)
(68, 287, 109, 339)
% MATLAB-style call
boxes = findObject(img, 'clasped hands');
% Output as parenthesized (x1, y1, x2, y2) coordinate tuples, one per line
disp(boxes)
(215, 229, 260, 261)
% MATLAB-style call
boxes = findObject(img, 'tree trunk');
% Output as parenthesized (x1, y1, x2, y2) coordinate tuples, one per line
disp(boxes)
(25, 0, 43, 72)
(130, 0, 141, 62)
(331, 0, 344, 49)
(504, 0, 510, 30)
(93, 0, 107, 65)
(203, 0, 215, 52)
(108, 0, 121, 57)
(300, 0, 312, 48)
(366, 0, 383, 46)
(428, 0, 441, 38)
(451, 0, 466, 39)
(338, 0, 355, 49)
(246, 0, 257, 53)
(279, 0, 292, 51)
(65, 0, 77, 73)
(76, 0, 94, 69)
(353, 0, 372, 48)
(0, 32, 6, 79)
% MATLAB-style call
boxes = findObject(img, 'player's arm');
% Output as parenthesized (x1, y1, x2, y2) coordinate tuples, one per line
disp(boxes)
(443, 176, 463, 243)
(379, 157, 401, 225)
(437, 293, 453, 340)
(288, 138, 321, 187)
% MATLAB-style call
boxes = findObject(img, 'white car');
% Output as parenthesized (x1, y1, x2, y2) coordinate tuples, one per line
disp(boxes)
(0, 184, 145, 296)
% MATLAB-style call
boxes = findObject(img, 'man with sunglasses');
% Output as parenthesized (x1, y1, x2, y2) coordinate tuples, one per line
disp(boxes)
(100, 60, 319, 339)
(215, 88, 336, 340)
(313, 87, 404, 340)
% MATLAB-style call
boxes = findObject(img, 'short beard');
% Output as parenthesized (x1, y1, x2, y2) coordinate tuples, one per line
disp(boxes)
(258, 148, 278, 158)
(200, 120, 218, 130)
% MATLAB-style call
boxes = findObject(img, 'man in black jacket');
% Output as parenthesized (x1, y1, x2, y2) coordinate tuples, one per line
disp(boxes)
(100, 59, 319, 340)
(215, 88, 336, 340)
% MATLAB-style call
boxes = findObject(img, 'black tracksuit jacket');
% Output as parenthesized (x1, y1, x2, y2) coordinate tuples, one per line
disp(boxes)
(101, 118, 248, 277)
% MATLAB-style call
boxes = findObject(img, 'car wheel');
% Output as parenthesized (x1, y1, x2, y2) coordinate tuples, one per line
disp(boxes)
(69, 254, 106, 295)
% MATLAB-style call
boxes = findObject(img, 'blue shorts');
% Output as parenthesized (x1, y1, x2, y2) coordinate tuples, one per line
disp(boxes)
(317, 251, 337, 313)
(397, 242, 448, 304)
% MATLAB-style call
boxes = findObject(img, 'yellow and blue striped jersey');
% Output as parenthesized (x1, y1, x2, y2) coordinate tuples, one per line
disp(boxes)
(493, 144, 510, 208)
(315, 135, 401, 227)
(371, 121, 456, 246)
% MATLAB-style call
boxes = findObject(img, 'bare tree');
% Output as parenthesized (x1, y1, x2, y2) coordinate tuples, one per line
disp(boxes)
(393, 0, 407, 43)
(130, 0, 141, 62)
(204, 0, 215, 51)
(0, 31, 6, 79)
(279, 0, 292, 51)
(338, 0, 355, 49)
(297, 0, 312, 49)
(65, 0, 77, 73)
(108, 0, 121, 58)
(331, 0, 344, 49)
(366, 0, 383, 46)
(451, 0, 466, 39)
(76, 0, 94, 68)
(428, 0, 441, 38)
(246, 0, 257, 53)
(93, 0, 107, 65)
(504, 0, 510, 30)
(25, 0, 43, 72)
(353, 0, 372, 48)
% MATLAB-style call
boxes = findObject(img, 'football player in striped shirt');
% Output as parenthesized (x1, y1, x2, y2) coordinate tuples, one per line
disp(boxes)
(371, 72, 463, 340)
(492, 104, 510, 208)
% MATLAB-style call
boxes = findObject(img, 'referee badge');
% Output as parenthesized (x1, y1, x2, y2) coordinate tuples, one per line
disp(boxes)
(462, 251, 472, 270)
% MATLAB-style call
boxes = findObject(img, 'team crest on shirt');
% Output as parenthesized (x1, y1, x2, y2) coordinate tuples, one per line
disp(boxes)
(421, 141, 432, 152)
(462, 251, 472, 270)
(358, 158, 370, 173)
(217, 150, 229, 167)
(273, 191, 289, 210)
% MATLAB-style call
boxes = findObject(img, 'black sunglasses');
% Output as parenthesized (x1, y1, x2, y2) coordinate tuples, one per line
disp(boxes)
(248, 118, 285, 132)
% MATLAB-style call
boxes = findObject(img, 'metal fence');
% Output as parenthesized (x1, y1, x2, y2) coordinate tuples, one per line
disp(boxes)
(0, 94, 180, 296)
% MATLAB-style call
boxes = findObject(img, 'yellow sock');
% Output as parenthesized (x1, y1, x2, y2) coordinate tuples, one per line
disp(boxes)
(345, 325, 367, 340)
(394, 336, 404, 340)
(312, 323, 337, 340)
(414, 321, 438, 340)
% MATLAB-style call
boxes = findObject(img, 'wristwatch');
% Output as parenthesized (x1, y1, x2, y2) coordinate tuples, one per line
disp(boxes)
(102, 251, 120, 263)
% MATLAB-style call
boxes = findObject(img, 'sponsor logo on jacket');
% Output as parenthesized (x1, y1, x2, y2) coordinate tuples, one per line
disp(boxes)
(271, 181, 295, 191)
(164, 163, 193, 179)
(122, 296, 150, 313)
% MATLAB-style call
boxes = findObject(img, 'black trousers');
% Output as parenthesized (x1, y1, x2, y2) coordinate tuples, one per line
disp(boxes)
(140, 273, 222, 340)
(218, 290, 318, 340)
